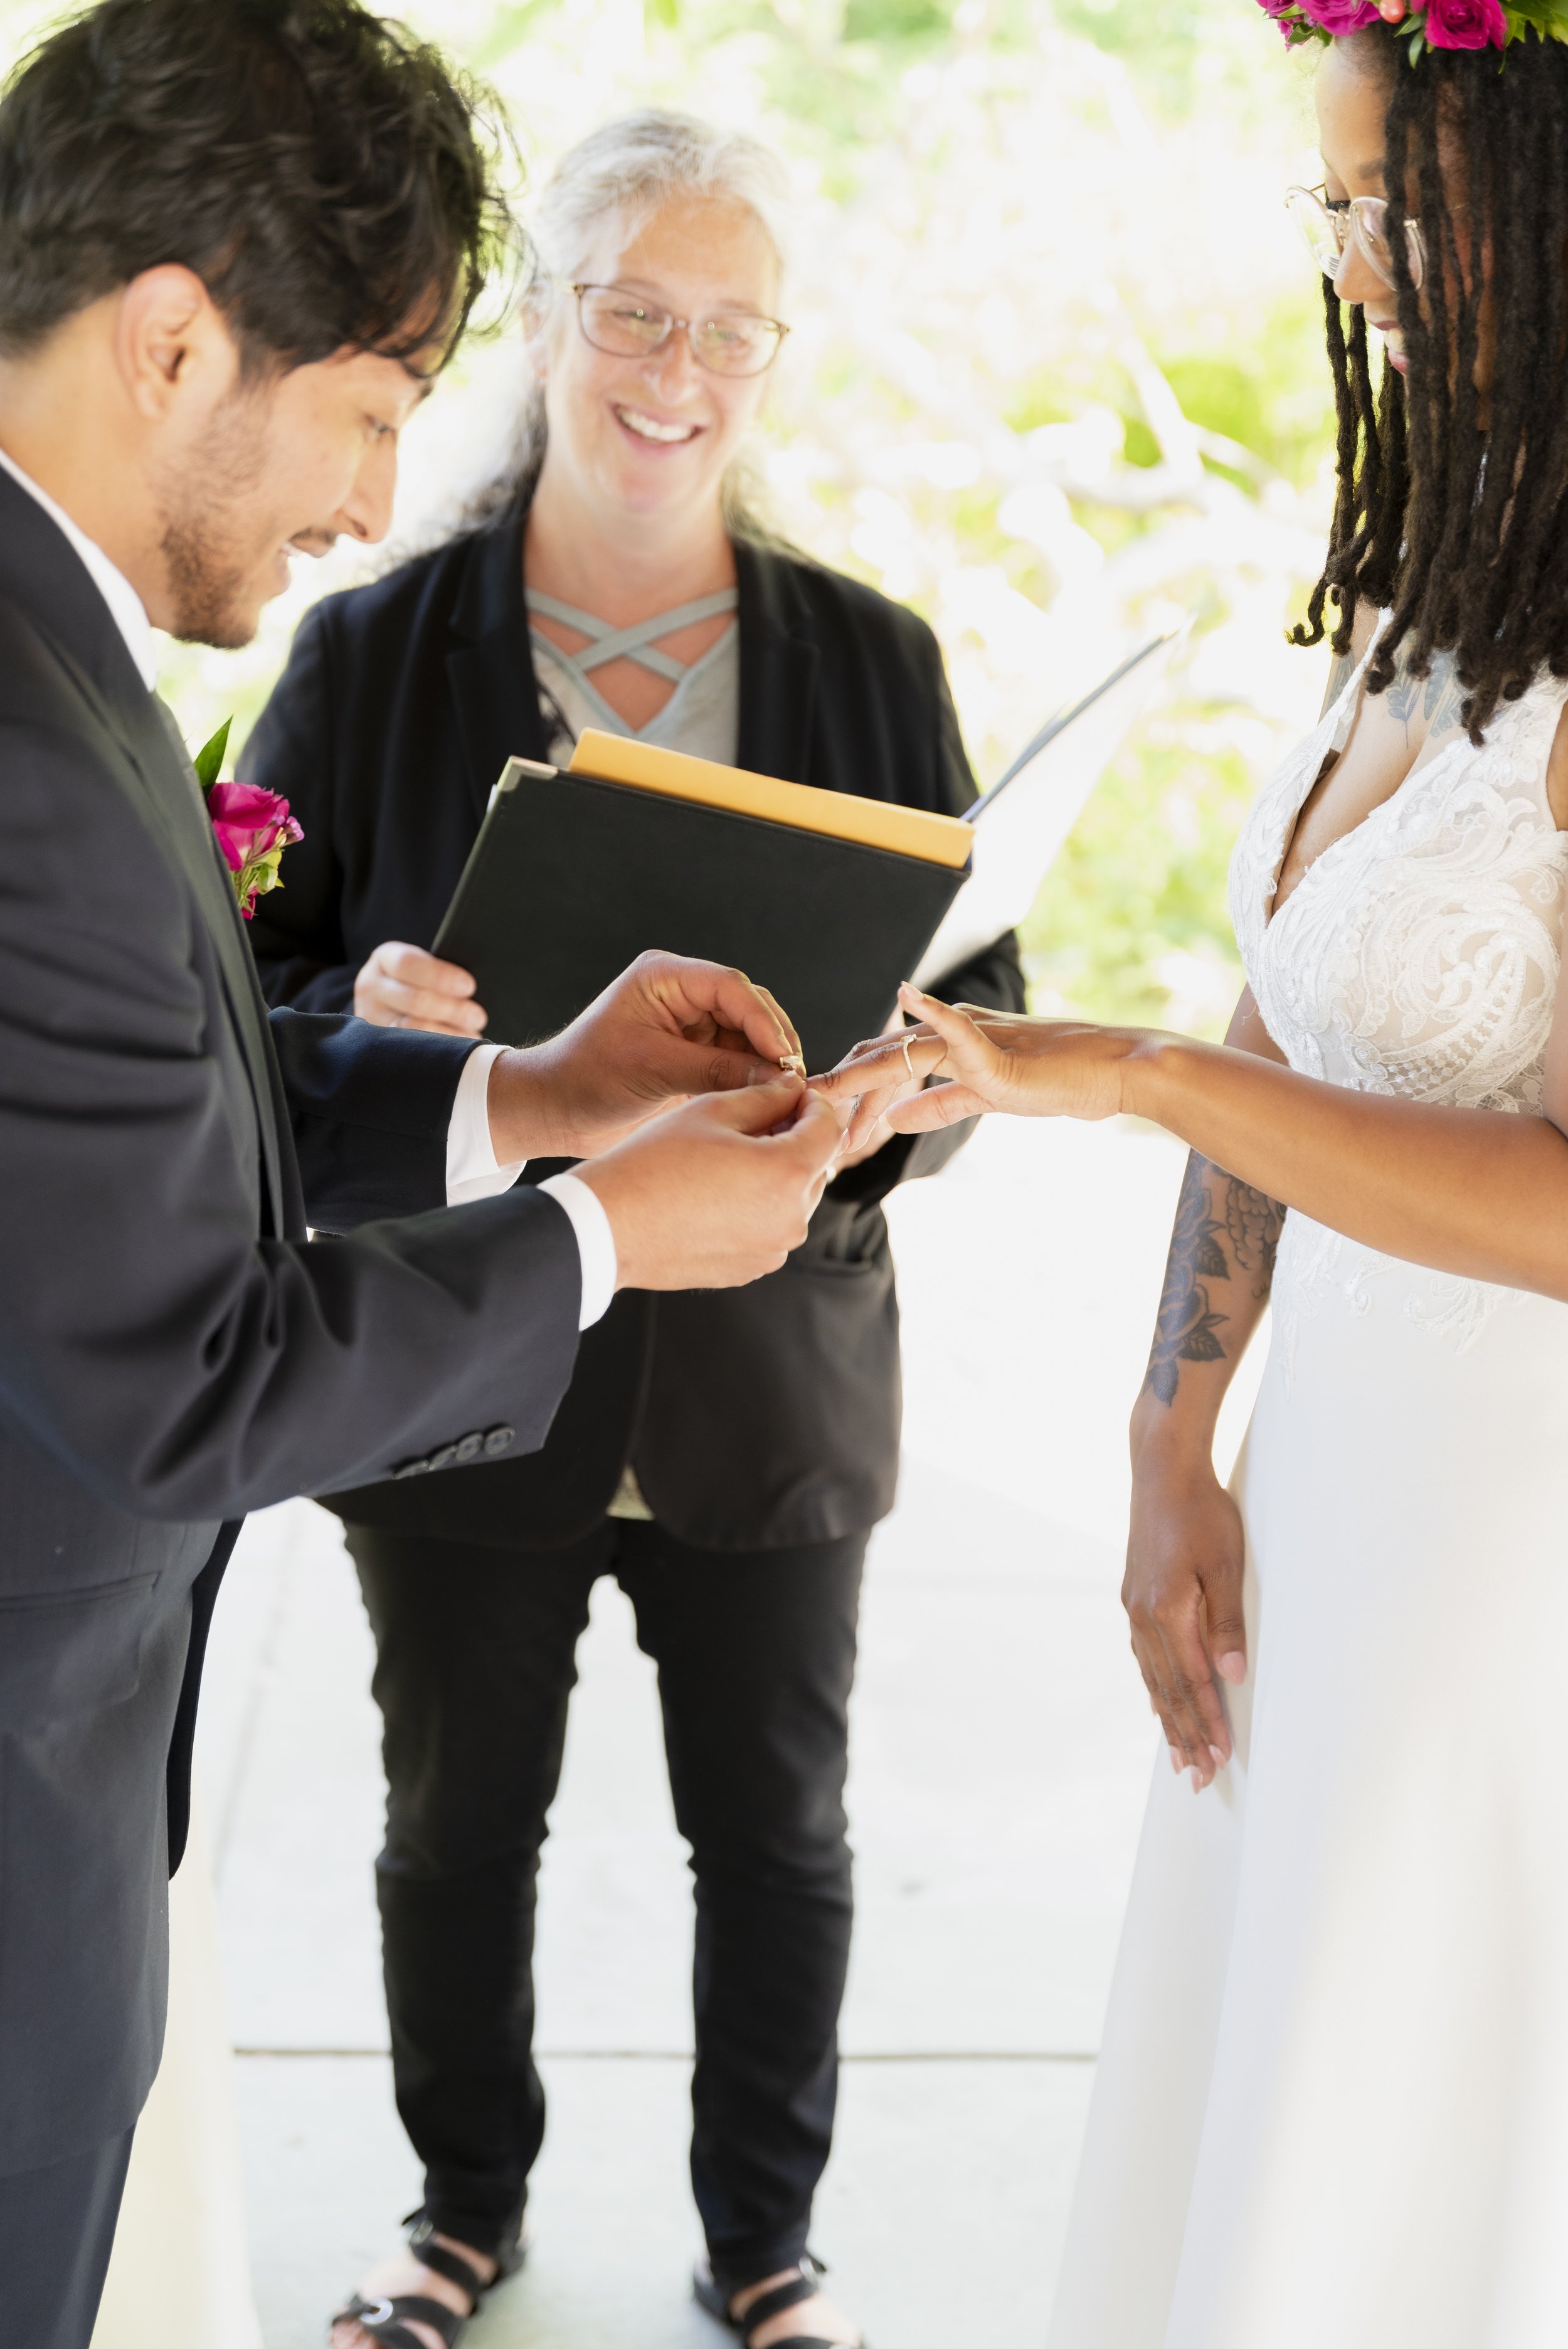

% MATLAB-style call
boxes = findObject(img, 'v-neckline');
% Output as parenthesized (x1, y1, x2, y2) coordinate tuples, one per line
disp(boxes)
(1264, 623, 1421, 935)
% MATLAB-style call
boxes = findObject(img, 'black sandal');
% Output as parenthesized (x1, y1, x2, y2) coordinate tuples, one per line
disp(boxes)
(694, 2253, 866, 2349)
(329, 2210, 526, 2348)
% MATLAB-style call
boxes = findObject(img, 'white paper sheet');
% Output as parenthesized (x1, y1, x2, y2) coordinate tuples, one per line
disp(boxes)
(913, 623, 1187, 989)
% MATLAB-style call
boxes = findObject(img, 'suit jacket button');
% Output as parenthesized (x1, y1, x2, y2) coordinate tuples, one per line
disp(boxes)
(428, 1443, 459, 1473)
(393, 1456, 431, 1478)
(483, 1425, 515, 1458)
(455, 1433, 484, 1464)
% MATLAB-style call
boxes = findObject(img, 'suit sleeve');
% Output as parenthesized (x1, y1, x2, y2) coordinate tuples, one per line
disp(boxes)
(827, 636, 1027, 1207)
(0, 721, 580, 1522)
(244, 605, 357, 1014)
(268, 1005, 470, 1227)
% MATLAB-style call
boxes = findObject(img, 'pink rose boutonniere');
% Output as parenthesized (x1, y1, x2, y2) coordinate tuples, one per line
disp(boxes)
(191, 719, 303, 921)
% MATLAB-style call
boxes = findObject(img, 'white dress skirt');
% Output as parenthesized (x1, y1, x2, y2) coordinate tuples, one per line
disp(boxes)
(1047, 646, 1568, 2348)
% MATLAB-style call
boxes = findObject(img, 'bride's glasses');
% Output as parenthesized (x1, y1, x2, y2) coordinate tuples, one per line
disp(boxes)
(1285, 185, 1426, 294)
(572, 284, 790, 378)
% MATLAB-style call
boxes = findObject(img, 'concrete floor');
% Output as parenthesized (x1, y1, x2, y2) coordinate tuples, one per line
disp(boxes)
(198, 1112, 1266, 2346)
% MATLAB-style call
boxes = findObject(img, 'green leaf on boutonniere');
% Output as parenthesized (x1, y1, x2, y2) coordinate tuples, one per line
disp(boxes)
(192, 718, 233, 795)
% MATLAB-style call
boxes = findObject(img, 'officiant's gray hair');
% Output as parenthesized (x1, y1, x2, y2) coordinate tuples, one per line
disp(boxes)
(465, 109, 790, 536)
(529, 110, 790, 331)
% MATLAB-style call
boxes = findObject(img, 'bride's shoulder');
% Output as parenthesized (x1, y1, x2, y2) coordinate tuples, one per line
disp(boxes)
(1316, 598, 1387, 723)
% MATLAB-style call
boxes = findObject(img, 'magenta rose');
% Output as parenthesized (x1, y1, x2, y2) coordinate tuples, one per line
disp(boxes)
(1255, 0, 1328, 38)
(1300, 0, 1383, 29)
(207, 780, 304, 920)
(1421, 0, 1507, 43)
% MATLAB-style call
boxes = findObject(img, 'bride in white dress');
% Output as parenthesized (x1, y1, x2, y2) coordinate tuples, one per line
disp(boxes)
(819, 14, 1568, 2342)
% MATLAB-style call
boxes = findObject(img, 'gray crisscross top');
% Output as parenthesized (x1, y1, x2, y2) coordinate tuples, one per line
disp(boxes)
(527, 586, 739, 766)
(526, 583, 742, 1525)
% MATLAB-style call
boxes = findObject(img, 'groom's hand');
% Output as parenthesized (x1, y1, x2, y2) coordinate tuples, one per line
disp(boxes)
(575, 1078, 847, 1291)
(487, 951, 803, 1164)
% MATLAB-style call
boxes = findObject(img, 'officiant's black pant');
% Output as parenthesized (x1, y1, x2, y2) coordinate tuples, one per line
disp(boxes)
(348, 1517, 864, 2288)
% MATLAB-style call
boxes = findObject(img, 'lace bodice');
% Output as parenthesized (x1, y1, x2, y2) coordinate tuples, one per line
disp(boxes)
(1229, 634, 1568, 1354)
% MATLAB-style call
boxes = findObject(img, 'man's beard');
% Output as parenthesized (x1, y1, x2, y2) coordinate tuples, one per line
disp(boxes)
(154, 388, 277, 649)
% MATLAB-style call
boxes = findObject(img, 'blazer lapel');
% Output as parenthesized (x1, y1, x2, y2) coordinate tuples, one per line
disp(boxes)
(446, 504, 552, 822)
(119, 695, 289, 1234)
(734, 538, 820, 785)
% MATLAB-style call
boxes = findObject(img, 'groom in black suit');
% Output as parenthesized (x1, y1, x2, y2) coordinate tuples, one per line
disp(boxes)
(0, 3, 842, 2338)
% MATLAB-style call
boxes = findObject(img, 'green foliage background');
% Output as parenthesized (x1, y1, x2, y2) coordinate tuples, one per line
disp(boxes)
(1, 0, 1337, 1036)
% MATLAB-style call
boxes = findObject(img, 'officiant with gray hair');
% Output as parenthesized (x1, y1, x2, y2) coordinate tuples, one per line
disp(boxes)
(246, 107, 1024, 2349)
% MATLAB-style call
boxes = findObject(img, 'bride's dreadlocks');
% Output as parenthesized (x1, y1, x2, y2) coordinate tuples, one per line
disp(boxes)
(1293, 25, 1568, 740)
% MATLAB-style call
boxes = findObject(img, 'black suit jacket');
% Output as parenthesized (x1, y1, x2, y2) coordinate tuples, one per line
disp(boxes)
(246, 509, 1025, 1549)
(0, 469, 586, 2174)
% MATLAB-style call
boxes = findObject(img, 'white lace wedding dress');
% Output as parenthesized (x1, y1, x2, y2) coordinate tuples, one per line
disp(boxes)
(1047, 643, 1568, 2348)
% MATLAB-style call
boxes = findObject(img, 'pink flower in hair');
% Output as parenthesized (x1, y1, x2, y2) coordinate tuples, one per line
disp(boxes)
(1421, 0, 1507, 43)
(1300, 0, 1382, 30)
(1254, 0, 1324, 37)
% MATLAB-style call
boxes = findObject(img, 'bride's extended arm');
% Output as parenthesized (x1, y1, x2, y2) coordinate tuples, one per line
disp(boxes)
(1126, 992, 1285, 1789)
(817, 970, 1568, 1303)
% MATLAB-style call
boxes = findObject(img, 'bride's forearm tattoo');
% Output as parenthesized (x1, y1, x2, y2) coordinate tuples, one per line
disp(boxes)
(1142, 1153, 1286, 1407)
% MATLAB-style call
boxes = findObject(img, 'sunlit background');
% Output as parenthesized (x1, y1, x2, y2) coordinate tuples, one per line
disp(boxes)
(3, 0, 1336, 1039)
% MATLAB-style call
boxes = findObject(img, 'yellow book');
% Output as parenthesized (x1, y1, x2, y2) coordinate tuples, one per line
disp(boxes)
(568, 729, 973, 871)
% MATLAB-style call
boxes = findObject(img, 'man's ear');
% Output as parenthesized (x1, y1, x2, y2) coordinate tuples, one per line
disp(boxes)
(112, 266, 240, 423)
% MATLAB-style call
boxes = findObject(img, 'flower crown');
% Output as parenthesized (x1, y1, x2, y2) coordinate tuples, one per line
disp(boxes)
(1259, 0, 1568, 57)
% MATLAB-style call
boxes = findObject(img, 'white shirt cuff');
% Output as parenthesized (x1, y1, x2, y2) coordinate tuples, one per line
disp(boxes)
(444, 1047, 616, 1329)
(445, 1042, 525, 1206)
(538, 1172, 618, 1330)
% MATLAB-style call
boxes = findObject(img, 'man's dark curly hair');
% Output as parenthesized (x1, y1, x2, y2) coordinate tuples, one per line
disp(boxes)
(1295, 24, 1568, 740)
(0, 0, 521, 372)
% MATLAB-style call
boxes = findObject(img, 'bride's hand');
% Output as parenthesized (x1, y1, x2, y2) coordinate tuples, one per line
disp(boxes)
(813, 982, 1152, 1153)
(1124, 1443, 1247, 1790)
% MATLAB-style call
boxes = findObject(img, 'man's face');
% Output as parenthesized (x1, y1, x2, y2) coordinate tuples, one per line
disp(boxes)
(149, 339, 437, 648)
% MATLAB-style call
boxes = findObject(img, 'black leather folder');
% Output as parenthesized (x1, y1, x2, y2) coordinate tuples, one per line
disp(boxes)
(432, 730, 973, 1072)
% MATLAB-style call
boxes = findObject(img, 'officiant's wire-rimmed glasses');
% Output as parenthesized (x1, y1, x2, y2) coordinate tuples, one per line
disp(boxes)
(571, 282, 790, 378)
(1285, 185, 1427, 293)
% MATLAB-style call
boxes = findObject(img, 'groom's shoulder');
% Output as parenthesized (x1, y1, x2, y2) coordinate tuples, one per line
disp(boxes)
(0, 590, 187, 919)
(0, 583, 93, 733)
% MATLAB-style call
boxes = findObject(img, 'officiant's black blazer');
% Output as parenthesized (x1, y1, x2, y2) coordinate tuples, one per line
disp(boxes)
(246, 506, 1025, 1549)
(0, 467, 585, 2178)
